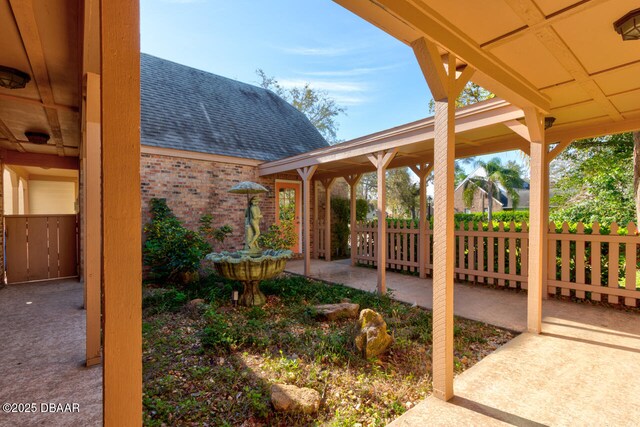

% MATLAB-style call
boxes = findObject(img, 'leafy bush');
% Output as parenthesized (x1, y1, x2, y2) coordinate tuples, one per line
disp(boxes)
(142, 288, 188, 314)
(143, 198, 211, 284)
(199, 214, 232, 251)
(330, 197, 369, 259)
(453, 211, 530, 224)
(201, 309, 238, 353)
(258, 221, 297, 250)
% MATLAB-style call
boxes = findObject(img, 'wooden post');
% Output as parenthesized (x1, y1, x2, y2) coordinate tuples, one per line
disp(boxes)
(367, 149, 397, 294)
(345, 174, 362, 266)
(313, 180, 319, 258)
(83, 72, 101, 367)
(410, 162, 433, 279)
(297, 166, 318, 275)
(525, 107, 546, 334)
(320, 178, 336, 261)
(412, 37, 473, 402)
(101, 1, 142, 425)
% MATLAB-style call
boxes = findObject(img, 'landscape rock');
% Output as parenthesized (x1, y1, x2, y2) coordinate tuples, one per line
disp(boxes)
(270, 384, 321, 414)
(184, 298, 207, 314)
(313, 302, 360, 321)
(354, 309, 393, 358)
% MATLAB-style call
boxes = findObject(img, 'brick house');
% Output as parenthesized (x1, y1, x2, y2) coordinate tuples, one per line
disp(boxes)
(454, 167, 530, 214)
(139, 54, 329, 252)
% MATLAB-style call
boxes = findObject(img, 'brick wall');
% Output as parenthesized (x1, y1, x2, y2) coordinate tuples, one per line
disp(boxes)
(453, 186, 503, 214)
(140, 153, 306, 253)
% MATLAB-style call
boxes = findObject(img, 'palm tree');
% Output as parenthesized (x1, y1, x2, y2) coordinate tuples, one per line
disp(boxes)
(462, 158, 525, 223)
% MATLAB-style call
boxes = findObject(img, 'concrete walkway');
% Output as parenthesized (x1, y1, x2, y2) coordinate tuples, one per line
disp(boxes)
(0, 280, 102, 427)
(286, 259, 640, 426)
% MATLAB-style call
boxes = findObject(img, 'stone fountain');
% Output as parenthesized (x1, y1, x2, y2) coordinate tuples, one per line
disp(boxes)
(206, 182, 292, 306)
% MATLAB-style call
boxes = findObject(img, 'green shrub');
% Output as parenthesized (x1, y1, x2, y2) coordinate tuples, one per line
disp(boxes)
(259, 220, 297, 250)
(201, 309, 238, 353)
(143, 198, 211, 284)
(330, 197, 369, 259)
(142, 289, 188, 314)
(199, 214, 232, 250)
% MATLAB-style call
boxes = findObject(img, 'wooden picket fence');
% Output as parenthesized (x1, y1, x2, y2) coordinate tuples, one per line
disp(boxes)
(347, 219, 640, 306)
(353, 220, 528, 288)
(548, 221, 640, 307)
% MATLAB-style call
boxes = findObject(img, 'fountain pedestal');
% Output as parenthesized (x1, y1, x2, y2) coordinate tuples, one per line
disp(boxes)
(207, 250, 292, 307)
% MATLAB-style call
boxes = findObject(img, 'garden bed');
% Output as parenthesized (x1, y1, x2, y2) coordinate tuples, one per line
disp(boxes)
(142, 274, 514, 426)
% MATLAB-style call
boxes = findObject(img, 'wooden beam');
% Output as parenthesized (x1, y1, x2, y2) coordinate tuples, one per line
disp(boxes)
(525, 108, 546, 334)
(482, 0, 613, 50)
(3, 151, 79, 169)
(0, 93, 78, 113)
(505, 0, 623, 122)
(374, 0, 550, 111)
(83, 72, 101, 367)
(101, 0, 142, 424)
(344, 174, 362, 266)
(313, 180, 319, 259)
(412, 37, 448, 100)
(258, 98, 524, 176)
(546, 139, 573, 163)
(367, 149, 398, 294)
(503, 119, 531, 142)
(320, 178, 336, 262)
(9, 0, 67, 156)
(0, 118, 26, 152)
(545, 116, 640, 143)
(409, 161, 432, 279)
(297, 165, 318, 275)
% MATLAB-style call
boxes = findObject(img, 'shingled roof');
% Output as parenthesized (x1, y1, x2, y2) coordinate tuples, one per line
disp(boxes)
(140, 53, 329, 162)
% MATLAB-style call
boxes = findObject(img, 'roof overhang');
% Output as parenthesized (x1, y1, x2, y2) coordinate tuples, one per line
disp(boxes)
(331, 0, 640, 139)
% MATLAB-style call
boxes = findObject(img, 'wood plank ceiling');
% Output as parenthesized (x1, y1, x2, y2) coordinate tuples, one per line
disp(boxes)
(0, 0, 81, 158)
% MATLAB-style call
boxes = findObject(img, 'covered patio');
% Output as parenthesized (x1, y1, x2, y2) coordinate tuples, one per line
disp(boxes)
(259, 0, 640, 406)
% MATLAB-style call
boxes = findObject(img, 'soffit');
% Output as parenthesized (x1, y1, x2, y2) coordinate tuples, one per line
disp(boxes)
(333, 0, 640, 142)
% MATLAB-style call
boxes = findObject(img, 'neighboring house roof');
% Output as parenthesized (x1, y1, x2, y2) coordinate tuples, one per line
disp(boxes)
(140, 53, 329, 162)
(456, 166, 530, 209)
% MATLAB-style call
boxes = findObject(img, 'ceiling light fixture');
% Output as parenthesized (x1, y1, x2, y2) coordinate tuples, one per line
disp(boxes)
(544, 117, 556, 130)
(0, 65, 31, 89)
(25, 131, 50, 145)
(614, 8, 640, 41)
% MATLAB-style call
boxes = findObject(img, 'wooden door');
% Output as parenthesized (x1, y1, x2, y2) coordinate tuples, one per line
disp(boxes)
(275, 181, 302, 253)
(5, 214, 78, 283)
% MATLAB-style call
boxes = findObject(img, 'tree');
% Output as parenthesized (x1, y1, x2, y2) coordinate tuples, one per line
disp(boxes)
(256, 69, 345, 144)
(634, 131, 640, 225)
(462, 158, 524, 223)
(429, 82, 492, 184)
(428, 82, 495, 112)
(387, 168, 420, 219)
(550, 133, 635, 225)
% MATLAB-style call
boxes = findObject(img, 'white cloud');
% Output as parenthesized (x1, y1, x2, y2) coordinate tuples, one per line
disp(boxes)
(277, 78, 370, 106)
(277, 46, 355, 56)
(300, 65, 398, 77)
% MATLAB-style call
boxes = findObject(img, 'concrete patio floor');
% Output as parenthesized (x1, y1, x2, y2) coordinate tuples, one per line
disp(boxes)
(286, 259, 640, 426)
(0, 280, 102, 427)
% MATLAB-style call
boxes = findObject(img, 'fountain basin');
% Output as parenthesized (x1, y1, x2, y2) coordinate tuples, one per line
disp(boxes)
(206, 249, 293, 306)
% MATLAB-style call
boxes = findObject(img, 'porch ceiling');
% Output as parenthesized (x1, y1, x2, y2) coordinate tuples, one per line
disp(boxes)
(0, 0, 82, 158)
(332, 0, 640, 142)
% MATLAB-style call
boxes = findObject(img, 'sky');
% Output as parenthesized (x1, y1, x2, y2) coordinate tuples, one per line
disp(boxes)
(140, 0, 525, 174)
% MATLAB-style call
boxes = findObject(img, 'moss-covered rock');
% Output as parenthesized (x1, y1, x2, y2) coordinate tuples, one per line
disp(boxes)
(354, 309, 393, 358)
